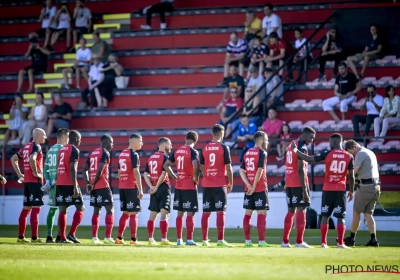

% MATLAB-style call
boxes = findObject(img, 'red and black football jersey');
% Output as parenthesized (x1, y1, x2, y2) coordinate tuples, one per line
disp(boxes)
(169, 145, 199, 190)
(118, 148, 140, 189)
(17, 142, 43, 183)
(285, 140, 309, 188)
(57, 144, 80, 186)
(86, 147, 110, 190)
(200, 142, 231, 187)
(240, 147, 268, 192)
(145, 151, 170, 187)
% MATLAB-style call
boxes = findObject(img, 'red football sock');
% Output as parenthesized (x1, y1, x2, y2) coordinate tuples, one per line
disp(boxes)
(337, 224, 346, 245)
(91, 214, 100, 238)
(296, 212, 306, 244)
(186, 216, 194, 240)
(30, 208, 41, 238)
(18, 209, 31, 238)
(118, 213, 129, 238)
(216, 212, 225, 241)
(147, 220, 155, 238)
(282, 212, 295, 244)
(160, 220, 168, 239)
(58, 211, 67, 240)
(69, 210, 83, 236)
(176, 217, 183, 239)
(105, 214, 114, 239)
(243, 214, 251, 240)
(201, 212, 211, 241)
(257, 214, 266, 242)
(129, 214, 138, 239)
(321, 224, 329, 244)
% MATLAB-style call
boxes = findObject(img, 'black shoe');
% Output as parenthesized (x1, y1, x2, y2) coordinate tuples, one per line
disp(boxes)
(46, 236, 55, 243)
(60, 239, 74, 244)
(365, 239, 379, 247)
(55, 235, 61, 243)
(343, 236, 355, 247)
(67, 234, 81, 244)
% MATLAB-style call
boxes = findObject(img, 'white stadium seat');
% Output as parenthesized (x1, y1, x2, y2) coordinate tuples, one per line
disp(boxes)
(361, 77, 376, 86)
(380, 164, 397, 172)
(322, 78, 335, 87)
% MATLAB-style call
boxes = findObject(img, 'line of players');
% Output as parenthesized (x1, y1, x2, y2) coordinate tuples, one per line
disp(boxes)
(11, 124, 355, 248)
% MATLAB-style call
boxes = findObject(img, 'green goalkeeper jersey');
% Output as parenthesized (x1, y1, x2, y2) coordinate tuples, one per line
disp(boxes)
(44, 144, 63, 182)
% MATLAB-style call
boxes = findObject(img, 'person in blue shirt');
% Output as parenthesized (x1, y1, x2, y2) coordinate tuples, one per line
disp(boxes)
(236, 114, 258, 162)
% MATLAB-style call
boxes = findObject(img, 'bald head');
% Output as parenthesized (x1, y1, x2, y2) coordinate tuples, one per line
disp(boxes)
(32, 128, 47, 144)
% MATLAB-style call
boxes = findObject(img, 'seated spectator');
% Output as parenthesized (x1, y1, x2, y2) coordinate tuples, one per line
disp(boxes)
(28, 0, 57, 48)
(140, 0, 174, 30)
(346, 24, 383, 78)
(68, 0, 92, 53)
(261, 3, 282, 45)
(276, 123, 291, 161)
(63, 38, 92, 89)
(264, 68, 283, 106)
(247, 67, 265, 93)
(374, 86, 400, 141)
(218, 86, 244, 138)
(17, 93, 48, 145)
(46, 93, 73, 137)
(243, 9, 262, 48)
(318, 27, 344, 81)
(236, 115, 258, 162)
(242, 87, 262, 122)
(81, 55, 104, 109)
(16, 39, 50, 93)
(322, 62, 362, 121)
(352, 84, 383, 140)
(248, 36, 269, 78)
(293, 28, 312, 82)
(224, 32, 250, 79)
(217, 65, 244, 112)
(265, 32, 294, 81)
(3, 95, 29, 146)
(91, 31, 111, 63)
(48, 5, 71, 52)
(97, 54, 123, 109)
(259, 107, 283, 149)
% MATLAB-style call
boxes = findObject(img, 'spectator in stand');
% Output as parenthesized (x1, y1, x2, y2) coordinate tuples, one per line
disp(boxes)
(261, 3, 282, 45)
(16, 93, 48, 146)
(219, 86, 244, 138)
(352, 84, 383, 140)
(91, 31, 111, 63)
(374, 86, 400, 141)
(0, 174, 6, 185)
(236, 114, 258, 162)
(81, 55, 104, 109)
(265, 32, 294, 81)
(3, 95, 29, 146)
(48, 5, 71, 52)
(322, 62, 362, 122)
(259, 107, 283, 149)
(276, 123, 291, 161)
(140, 0, 174, 30)
(217, 65, 245, 112)
(249, 36, 269, 78)
(247, 67, 265, 93)
(97, 54, 124, 109)
(63, 38, 92, 89)
(224, 32, 250, 79)
(347, 24, 383, 78)
(68, 0, 92, 53)
(293, 28, 312, 82)
(243, 9, 262, 49)
(16, 39, 50, 93)
(28, 0, 57, 48)
(264, 67, 284, 106)
(46, 93, 73, 137)
(318, 27, 344, 81)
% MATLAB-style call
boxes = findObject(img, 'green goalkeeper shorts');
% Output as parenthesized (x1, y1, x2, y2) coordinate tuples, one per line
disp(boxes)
(47, 186, 58, 208)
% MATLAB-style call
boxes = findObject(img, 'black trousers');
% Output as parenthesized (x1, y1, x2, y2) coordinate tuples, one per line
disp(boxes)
(81, 80, 98, 107)
(146, 2, 174, 25)
(352, 114, 379, 136)
(319, 53, 342, 75)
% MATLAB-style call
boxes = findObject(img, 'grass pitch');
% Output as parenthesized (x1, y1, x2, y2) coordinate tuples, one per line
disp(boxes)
(0, 226, 399, 280)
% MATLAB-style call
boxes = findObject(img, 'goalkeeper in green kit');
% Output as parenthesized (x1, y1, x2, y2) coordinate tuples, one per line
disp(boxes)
(42, 129, 70, 243)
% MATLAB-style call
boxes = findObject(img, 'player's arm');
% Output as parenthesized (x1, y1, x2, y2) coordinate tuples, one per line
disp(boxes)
(70, 148, 80, 196)
(291, 142, 317, 162)
(252, 151, 266, 189)
(239, 161, 251, 188)
(223, 145, 233, 191)
(154, 171, 167, 190)
(131, 151, 143, 198)
(10, 153, 23, 179)
(143, 171, 153, 188)
(43, 155, 50, 181)
(162, 153, 177, 180)
(29, 144, 42, 178)
(82, 158, 90, 186)
(347, 157, 355, 201)
(189, 148, 200, 184)
(199, 151, 205, 175)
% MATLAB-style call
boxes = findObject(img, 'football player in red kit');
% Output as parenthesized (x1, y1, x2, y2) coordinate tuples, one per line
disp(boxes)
(200, 124, 233, 247)
(56, 130, 84, 243)
(143, 137, 174, 246)
(10, 128, 47, 243)
(115, 133, 144, 245)
(82, 134, 114, 245)
(240, 131, 270, 247)
(164, 131, 200, 246)
(282, 126, 316, 248)
(291, 133, 355, 249)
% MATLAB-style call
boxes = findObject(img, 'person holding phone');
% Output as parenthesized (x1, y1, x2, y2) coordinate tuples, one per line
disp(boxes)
(48, 5, 71, 52)
(28, 0, 57, 48)
(318, 27, 344, 81)
(3, 95, 29, 146)
(68, 0, 92, 53)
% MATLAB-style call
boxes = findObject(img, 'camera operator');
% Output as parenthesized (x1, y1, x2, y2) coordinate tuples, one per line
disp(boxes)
(352, 84, 383, 140)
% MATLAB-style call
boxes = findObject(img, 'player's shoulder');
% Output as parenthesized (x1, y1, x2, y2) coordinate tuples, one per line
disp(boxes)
(72, 145, 80, 153)
(189, 146, 199, 155)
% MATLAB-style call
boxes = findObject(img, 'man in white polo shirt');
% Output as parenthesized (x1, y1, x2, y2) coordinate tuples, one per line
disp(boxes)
(261, 3, 282, 45)
(81, 55, 104, 109)
(28, 0, 57, 48)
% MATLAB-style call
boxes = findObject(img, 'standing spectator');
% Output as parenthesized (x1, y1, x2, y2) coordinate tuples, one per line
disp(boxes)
(249, 36, 269, 77)
(46, 93, 73, 137)
(265, 32, 294, 81)
(68, 0, 92, 53)
(261, 3, 282, 45)
(97, 54, 124, 109)
(48, 5, 71, 52)
(16, 39, 50, 93)
(322, 62, 362, 121)
(264, 68, 284, 106)
(224, 32, 250, 79)
(374, 86, 400, 140)
(28, 0, 57, 48)
(3, 95, 29, 146)
(219, 87, 244, 138)
(81, 55, 104, 109)
(244, 9, 262, 48)
(17, 93, 48, 146)
(293, 28, 312, 82)
(63, 38, 92, 89)
(91, 32, 111, 63)
(352, 85, 383, 140)
(259, 107, 283, 148)
(318, 27, 344, 81)
(236, 115, 258, 162)
(276, 123, 291, 161)
(140, 0, 174, 30)
(346, 24, 383, 78)
(217, 65, 245, 112)
(247, 67, 265, 93)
